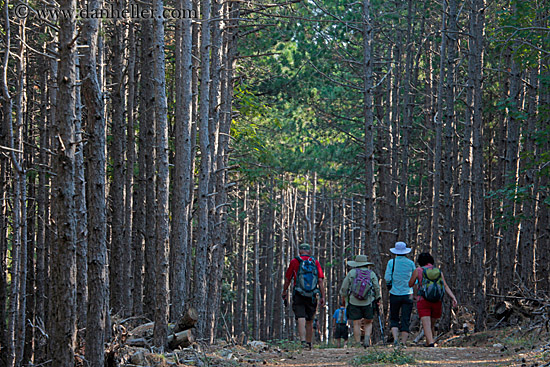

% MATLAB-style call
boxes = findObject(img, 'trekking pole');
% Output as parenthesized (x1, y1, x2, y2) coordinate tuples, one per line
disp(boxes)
(376, 302, 385, 346)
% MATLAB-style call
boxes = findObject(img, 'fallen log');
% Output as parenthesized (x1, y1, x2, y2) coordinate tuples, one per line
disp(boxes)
(129, 322, 155, 337)
(174, 307, 199, 333)
(168, 329, 194, 349)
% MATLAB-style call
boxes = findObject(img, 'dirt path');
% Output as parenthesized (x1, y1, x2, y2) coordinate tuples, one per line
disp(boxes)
(245, 345, 523, 367)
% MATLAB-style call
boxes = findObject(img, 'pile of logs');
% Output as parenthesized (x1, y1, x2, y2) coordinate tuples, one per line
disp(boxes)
(126, 307, 198, 349)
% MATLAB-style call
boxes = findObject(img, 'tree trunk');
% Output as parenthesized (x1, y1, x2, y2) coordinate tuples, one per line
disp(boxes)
(362, 0, 379, 274)
(517, 67, 538, 289)
(142, 17, 157, 320)
(194, 0, 212, 338)
(431, 0, 447, 255)
(109, 2, 128, 316)
(50, 0, 78, 361)
(125, 22, 137, 317)
(152, 0, 171, 346)
(170, 0, 194, 320)
(81, 0, 108, 362)
(253, 184, 261, 340)
(471, 0, 486, 331)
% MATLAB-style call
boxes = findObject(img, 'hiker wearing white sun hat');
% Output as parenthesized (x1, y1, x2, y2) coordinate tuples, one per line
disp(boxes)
(385, 242, 416, 348)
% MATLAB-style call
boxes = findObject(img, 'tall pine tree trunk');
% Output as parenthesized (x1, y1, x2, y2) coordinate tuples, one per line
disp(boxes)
(471, 0, 486, 331)
(152, 0, 170, 346)
(81, 0, 108, 362)
(50, 0, 78, 361)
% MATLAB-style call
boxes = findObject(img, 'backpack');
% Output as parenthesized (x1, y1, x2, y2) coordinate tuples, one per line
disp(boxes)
(337, 308, 346, 324)
(294, 256, 319, 297)
(350, 269, 374, 300)
(418, 267, 445, 302)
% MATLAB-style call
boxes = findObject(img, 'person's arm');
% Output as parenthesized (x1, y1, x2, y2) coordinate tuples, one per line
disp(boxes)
(339, 271, 351, 300)
(384, 259, 393, 282)
(282, 276, 291, 299)
(372, 271, 381, 301)
(318, 277, 326, 306)
(441, 273, 458, 308)
(408, 267, 419, 288)
(282, 260, 295, 299)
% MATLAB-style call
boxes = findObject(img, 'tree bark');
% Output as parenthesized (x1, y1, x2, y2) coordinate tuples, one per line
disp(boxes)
(170, 0, 194, 321)
(194, 0, 212, 338)
(152, 0, 171, 347)
(50, 0, 78, 361)
(81, 0, 108, 362)
(470, 0, 486, 331)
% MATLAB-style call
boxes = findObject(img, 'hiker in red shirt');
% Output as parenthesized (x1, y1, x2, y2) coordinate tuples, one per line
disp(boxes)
(282, 243, 326, 350)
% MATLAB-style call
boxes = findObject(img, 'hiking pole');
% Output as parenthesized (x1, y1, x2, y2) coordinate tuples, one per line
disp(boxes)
(375, 302, 385, 346)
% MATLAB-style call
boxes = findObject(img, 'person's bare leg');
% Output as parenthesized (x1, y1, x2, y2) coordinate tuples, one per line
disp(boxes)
(297, 318, 307, 341)
(353, 320, 362, 344)
(335, 338, 341, 348)
(431, 318, 437, 343)
(391, 327, 399, 343)
(364, 320, 373, 346)
(400, 331, 409, 344)
(421, 316, 434, 345)
(306, 320, 314, 344)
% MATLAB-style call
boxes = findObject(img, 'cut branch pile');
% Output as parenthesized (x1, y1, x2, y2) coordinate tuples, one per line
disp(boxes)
(126, 307, 198, 349)
(106, 308, 199, 366)
(487, 289, 550, 334)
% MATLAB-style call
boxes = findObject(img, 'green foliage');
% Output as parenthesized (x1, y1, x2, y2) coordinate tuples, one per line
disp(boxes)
(352, 348, 416, 365)
(268, 339, 303, 351)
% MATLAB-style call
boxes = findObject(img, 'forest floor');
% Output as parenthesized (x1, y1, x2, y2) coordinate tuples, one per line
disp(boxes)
(198, 326, 550, 367)
(115, 325, 550, 366)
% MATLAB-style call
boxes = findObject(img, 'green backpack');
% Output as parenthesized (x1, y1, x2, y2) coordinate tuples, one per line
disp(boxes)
(419, 267, 445, 302)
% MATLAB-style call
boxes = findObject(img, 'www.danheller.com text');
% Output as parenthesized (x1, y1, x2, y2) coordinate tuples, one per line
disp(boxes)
(15, 2, 198, 20)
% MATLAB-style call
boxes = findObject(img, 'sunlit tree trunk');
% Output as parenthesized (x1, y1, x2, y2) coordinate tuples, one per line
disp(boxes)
(517, 67, 538, 289)
(194, 0, 212, 337)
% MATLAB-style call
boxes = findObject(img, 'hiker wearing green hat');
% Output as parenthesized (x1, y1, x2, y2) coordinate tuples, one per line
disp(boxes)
(282, 243, 326, 350)
(339, 254, 381, 348)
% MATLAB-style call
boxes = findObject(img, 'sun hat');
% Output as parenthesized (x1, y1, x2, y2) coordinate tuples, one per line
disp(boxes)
(299, 243, 311, 251)
(347, 254, 374, 267)
(390, 241, 411, 255)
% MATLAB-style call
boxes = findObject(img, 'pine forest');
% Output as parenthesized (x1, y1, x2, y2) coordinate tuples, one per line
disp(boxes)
(0, 0, 549, 365)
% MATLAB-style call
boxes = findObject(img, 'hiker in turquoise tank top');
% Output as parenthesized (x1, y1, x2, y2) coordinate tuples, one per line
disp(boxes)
(384, 241, 416, 347)
(339, 254, 381, 348)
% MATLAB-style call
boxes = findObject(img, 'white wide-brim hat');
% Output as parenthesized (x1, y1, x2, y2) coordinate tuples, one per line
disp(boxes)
(347, 254, 374, 267)
(390, 241, 411, 255)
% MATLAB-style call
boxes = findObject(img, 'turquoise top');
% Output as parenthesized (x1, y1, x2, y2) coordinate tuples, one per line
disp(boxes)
(384, 256, 416, 296)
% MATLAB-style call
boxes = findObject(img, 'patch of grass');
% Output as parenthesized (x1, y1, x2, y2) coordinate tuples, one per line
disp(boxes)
(352, 348, 416, 365)
(501, 334, 540, 349)
(268, 339, 303, 351)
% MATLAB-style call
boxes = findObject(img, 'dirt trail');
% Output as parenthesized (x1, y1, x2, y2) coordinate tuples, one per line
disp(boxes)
(250, 345, 522, 367)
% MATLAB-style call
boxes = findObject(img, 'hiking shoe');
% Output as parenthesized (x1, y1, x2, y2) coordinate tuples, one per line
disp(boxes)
(393, 339, 400, 348)
(301, 341, 308, 349)
(427, 343, 436, 347)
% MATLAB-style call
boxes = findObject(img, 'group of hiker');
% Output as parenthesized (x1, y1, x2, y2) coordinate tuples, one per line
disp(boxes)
(281, 242, 458, 349)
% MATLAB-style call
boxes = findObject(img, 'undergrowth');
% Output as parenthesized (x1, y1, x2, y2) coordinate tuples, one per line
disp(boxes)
(352, 348, 416, 365)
